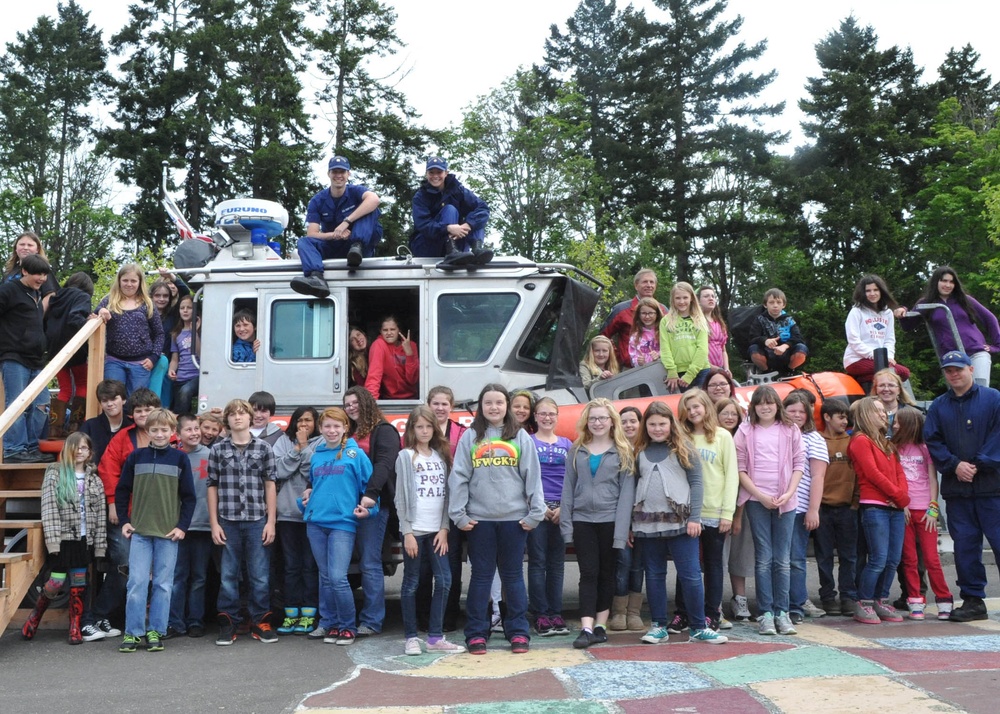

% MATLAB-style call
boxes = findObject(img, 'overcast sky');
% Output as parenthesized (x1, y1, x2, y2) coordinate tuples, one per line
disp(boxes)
(4, 1, 997, 181)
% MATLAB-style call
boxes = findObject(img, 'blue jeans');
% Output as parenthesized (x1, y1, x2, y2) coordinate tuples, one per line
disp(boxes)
(104, 356, 151, 397)
(217, 517, 271, 624)
(125, 533, 178, 637)
(641, 532, 706, 629)
(278, 521, 318, 608)
(815, 504, 858, 602)
(296, 212, 380, 273)
(1, 360, 49, 457)
(401, 533, 452, 639)
(409, 204, 484, 257)
(789, 512, 812, 614)
(527, 519, 565, 617)
(465, 521, 529, 642)
(745, 500, 796, 614)
(307, 524, 356, 632)
(171, 377, 199, 415)
(89, 520, 131, 624)
(945, 496, 1000, 600)
(355, 507, 389, 632)
(169, 531, 214, 631)
(858, 506, 905, 601)
(615, 540, 644, 596)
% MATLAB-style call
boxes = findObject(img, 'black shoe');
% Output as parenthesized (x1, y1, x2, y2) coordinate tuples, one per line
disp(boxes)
(187, 624, 205, 638)
(163, 626, 185, 640)
(949, 596, 988, 622)
(5, 450, 51, 464)
(789, 611, 804, 625)
(892, 595, 908, 611)
(443, 240, 476, 266)
(216, 614, 236, 646)
(591, 625, 608, 644)
(573, 630, 596, 649)
(469, 240, 494, 265)
(442, 617, 458, 633)
(346, 242, 363, 268)
(27, 449, 56, 463)
(290, 273, 330, 299)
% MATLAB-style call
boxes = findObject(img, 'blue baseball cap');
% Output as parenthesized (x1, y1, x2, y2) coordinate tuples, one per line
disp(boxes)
(426, 156, 448, 172)
(328, 156, 351, 171)
(941, 350, 973, 368)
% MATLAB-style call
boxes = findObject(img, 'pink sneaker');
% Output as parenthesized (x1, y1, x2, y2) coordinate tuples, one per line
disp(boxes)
(853, 600, 881, 625)
(873, 599, 904, 622)
(426, 638, 465, 653)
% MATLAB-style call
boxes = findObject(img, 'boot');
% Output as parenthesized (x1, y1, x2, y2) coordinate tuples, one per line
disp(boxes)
(468, 239, 494, 266)
(68, 586, 85, 645)
(443, 239, 476, 266)
(22, 592, 52, 640)
(608, 595, 629, 631)
(626, 591, 646, 631)
(67, 396, 87, 433)
(346, 241, 363, 268)
(49, 397, 68, 439)
(295, 606, 317, 635)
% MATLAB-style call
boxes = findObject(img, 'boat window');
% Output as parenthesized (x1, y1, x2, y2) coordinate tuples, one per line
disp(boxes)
(269, 299, 335, 360)
(437, 293, 520, 363)
(518, 282, 564, 365)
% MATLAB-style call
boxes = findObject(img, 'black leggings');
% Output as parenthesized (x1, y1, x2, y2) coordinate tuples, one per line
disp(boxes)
(572, 521, 617, 619)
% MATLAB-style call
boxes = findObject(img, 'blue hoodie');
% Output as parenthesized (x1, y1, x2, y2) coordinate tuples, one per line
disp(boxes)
(304, 437, 377, 532)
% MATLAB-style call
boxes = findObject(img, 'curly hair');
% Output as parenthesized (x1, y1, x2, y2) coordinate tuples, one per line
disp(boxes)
(344, 385, 388, 439)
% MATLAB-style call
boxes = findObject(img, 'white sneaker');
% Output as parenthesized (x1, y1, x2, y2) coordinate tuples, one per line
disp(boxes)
(96, 619, 121, 637)
(936, 601, 953, 621)
(426, 637, 465, 653)
(775, 611, 797, 635)
(490, 613, 504, 633)
(404, 637, 422, 655)
(907, 598, 926, 620)
(80, 624, 105, 642)
(731, 595, 751, 622)
(801, 600, 827, 618)
(758, 612, 777, 635)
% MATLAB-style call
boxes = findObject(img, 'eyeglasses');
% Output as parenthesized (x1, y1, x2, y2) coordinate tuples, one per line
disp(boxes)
(708, 381, 729, 390)
(588, 416, 611, 423)
(536, 412, 558, 419)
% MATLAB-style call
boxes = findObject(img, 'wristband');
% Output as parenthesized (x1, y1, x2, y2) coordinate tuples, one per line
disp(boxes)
(926, 506, 939, 519)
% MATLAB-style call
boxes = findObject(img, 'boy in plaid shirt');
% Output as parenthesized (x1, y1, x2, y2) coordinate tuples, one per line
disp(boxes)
(208, 399, 278, 645)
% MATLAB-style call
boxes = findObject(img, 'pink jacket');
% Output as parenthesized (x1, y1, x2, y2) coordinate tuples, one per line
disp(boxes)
(734, 420, 806, 514)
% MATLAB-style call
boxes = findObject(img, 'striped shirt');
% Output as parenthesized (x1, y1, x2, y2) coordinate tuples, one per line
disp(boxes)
(795, 430, 830, 514)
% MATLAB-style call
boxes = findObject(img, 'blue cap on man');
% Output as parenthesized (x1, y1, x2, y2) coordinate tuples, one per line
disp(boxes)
(328, 156, 351, 171)
(941, 350, 973, 368)
(426, 156, 448, 172)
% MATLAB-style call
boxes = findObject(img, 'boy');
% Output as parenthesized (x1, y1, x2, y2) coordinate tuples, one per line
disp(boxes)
(167, 414, 213, 638)
(232, 309, 260, 363)
(816, 400, 859, 617)
(198, 412, 224, 447)
(249, 390, 285, 447)
(208, 399, 278, 645)
(80, 379, 133, 465)
(410, 156, 492, 265)
(115, 409, 196, 652)
(748, 288, 808, 375)
(0, 253, 55, 463)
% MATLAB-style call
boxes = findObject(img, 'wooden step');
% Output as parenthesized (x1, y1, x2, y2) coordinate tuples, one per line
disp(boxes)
(0, 490, 42, 499)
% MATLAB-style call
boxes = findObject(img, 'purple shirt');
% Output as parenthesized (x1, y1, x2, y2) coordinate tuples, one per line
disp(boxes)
(532, 434, 572, 502)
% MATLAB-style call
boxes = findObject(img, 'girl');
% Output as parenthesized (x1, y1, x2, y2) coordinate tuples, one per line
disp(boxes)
(698, 285, 731, 375)
(735, 386, 805, 636)
(892, 408, 953, 621)
(303, 407, 375, 645)
(904, 266, 1000, 386)
(847, 397, 910, 625)
(349, 326, 369, 386)
(23, 433, 106, 644)
(562, 398, 634, 648)
(659, 282, 710, 393)
(715, 397, 753, 621)
(343, 386, 401, 636)
(704, 368, 738, 405)
(615, 401, 726, 645)
(619, 406, 642, 443)
(870, 368, 918, 438)
(273, 407, 322, 636)
(167, 294, 200, 413)
(579, 335, 620, 390)
(148, 270, 190, 408)
(448, 383, 545, 655)
(609, 405, 646, 632)
(4, 231, 58, 306)
(95, 263, 164, 397)
(844, 274, 910, 387)
(783, 392, 830, 623)
(365, 315, 419, 399)
(45, 273, 95, 437)
(677, 389, 739, 631)
(627, 297, 663, 368)
(394, 406, 465, 655)
(511, 390, 538, 435)
(528, 398, 573, 637)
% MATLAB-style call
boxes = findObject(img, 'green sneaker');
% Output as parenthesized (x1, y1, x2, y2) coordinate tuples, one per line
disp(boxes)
(119, 634, 140, 653)
(146, 630, 164, 652)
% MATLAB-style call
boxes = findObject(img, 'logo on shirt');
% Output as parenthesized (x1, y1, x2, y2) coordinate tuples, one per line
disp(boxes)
(472, 439, 520, 468)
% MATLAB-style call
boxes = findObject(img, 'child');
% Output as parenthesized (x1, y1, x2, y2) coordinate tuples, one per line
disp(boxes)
(609, 405, 645, 632)
(714, 398, 753, 622)
(45, 272, 95, 437)
(79, 379, 132, 467)
(891, 408, 953, 620)
(511, 390, 538, 435)
(349, 326, 369, 386)
(562, 399, 635, 648)
(273, 407, 322, 635)
(168, 414, 213, 638)
(304, 407, 376, 645)
(95, 263, 164, 396)
(231, 309, 260, 363)
(698, 285, 731, 374)
(448, 383, 545, 655)
(168, 294, 200, 413)
(115, 409, 196, 652)
(365, 315, 419, 399)
(627, 297, 663, 368)
(816, 400, 859, 617)
(23, 433, 106, 644)
(199, 412, 224, 447)
(748, 288, 808, 375)
(784, 392, 830, 623)
(148, 269, 190, 407)
(208, 398, 278, 645)
(395, 405, 465, 655)
(249, 390, 286, 446)
(735, 386, 805, 636)
(677, 389, 739, 631)
(847, 397, 910, 625)
(659, 282, 710, 393)
(528, 398, 573, 637)
(843, 274, 910, 386)
(579, 335, 620, 390)
(615, 401, 726, 645)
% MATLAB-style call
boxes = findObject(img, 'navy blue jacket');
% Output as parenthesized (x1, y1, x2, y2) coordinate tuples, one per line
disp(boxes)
(45, 286, 93, 367)
(411, 175, 489, 244)
(924, 383, 1000, 498)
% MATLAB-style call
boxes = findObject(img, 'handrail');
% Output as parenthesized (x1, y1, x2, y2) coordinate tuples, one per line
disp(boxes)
(0, 318, 106, 445)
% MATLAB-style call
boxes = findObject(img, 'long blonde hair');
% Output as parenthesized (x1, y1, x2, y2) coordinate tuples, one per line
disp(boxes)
(581, 335, 620, 376)
(663, 281, 708, 333)
(571, 398, 635, 475)
(678, 389, 719, 443)
(851, 397, 893, 454)
(106, 263, 155, 317)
